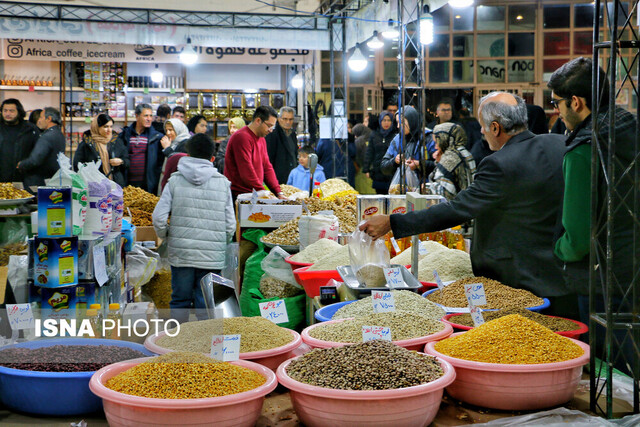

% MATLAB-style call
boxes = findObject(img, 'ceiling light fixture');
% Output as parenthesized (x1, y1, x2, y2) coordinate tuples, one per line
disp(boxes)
(348, 44, 368, 72)
(150, 64, 163, 83)
(179, 37, 198, 65)
(419, 5, 434, 45)
(381, 20, 400, 39)
(367, 31, 384, 49)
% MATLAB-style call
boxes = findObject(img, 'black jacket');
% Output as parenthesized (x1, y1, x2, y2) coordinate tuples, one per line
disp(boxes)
(390, 131, 568, 298)
(0, 120, 39, 183)
(19, 125, 66, 188)
(363, 128, 397, 187)
(117, 124, 164, 195)
(73, 132, 130, 188)
(266, 122, 298, 184)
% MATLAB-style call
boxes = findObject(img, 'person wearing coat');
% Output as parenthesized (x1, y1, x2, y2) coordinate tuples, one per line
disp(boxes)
(215, 117, 245, 174)
(266, 107, 298, 184)
(161, 118, 191, 157)
(363, 111, 397, 194)
(73, 114, 129, 187)
(429, 122, 476, 200)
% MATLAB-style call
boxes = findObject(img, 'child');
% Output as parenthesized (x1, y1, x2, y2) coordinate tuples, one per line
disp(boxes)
(286, 146, 326, 191)
(152, 133, 236, 323)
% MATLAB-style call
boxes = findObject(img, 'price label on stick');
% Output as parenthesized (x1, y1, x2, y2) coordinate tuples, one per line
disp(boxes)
(469, 305, 485, 327)
(250, 189, 258, 205)
(210, 334, 241, 361)
(383, 267, 404, 289)
(433, 270, 444, 291)
(372, 290, 395, 313)
(390, 237, 400, 254)
(464, 283, 487, 307)
(93, 246, 108, 286)
(6, 304, 34, 330)
(362, 325, 392, 342)
(259, 299, 289, 324)
(418, 241, 428, 256)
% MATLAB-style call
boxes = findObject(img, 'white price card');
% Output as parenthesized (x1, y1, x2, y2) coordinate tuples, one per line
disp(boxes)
(251, 189, 258, 205)
(301, 200, 310, 215)
(210, 334, 241, 361)
(418, 241, 428, 256)
(383, 267, 404, 288)
(362, 325, 392, 342)
(433, 270, 444, 291)
(464, 283, 487, 307)
(372, 291, 396, 313)
(469, 305, 485, 327)
(390, 237, 400, 253)
(6, 304, 34, 330)
(93, 246, 108, 286)
(259, 299, 289, 324)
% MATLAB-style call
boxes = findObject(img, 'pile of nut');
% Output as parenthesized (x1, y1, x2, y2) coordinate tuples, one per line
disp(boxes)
(123, 186, 159, 226)
(319, 179, 356, 198)
(0, 242, 28, 267)
(0, 183, 32, 200)
(262, 218, 300, 246)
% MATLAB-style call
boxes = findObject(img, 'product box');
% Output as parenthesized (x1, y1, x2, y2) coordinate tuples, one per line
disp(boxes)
(37, 187, 73, 237)
(75, 281, 97, 310)
(238, 201, 303, 228)
(33, 237, 78, 288)
(387, 195, 407, 215)
(121, 219, 136, 252)
(135, 226, 158, 246)
(357, 195, 386, 221)
(40, 285, 77, 317)
(77, 235, 104, 280)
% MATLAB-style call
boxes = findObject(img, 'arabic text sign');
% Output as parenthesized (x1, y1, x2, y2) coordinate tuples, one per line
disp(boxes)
(464, 283, 487, 307)
(210, 334, 241, 361)
(259, 299, 289, 324)
(6, 304, 34, 330)
(362, 325, 392, 342)
(372, 290, 395, 313)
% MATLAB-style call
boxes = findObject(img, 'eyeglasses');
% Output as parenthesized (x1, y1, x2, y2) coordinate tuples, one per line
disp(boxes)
(550, 98, 570, 109)
(262, 120, 276, 131)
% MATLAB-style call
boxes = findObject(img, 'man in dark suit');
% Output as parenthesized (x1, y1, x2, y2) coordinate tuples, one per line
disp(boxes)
(266, 106, 298, 184)
(361, 92, 572, 312)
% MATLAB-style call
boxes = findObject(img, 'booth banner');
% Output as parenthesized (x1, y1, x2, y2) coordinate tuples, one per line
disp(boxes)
(0, 39, 314, 64)
(0, 17, 329, 51)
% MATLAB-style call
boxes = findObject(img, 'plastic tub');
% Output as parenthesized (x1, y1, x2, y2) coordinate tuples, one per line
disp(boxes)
(276, 354, 456, 427)
(0, 338, 154, 416)
(314, 300, 357, 322)
(144, 328, 301, 371)
(284, 254, 313, 272)
(422, 288, 551, 313)
(442, 313, 589, 339)
(302, 318, 453, 351)
(90, 357, 277, 427)
(292, 266, 342, 297)
(425, 333, 590, 410)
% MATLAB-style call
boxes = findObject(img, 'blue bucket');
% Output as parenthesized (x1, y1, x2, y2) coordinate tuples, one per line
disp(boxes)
(422, 288, 550, 313)
(314, 300, 357, 322)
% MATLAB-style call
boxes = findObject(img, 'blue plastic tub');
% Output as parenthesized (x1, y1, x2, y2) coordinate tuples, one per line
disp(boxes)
(422, 289, 550, 313)
(314, 300, 357, 322)
(0, 338, 154, 416)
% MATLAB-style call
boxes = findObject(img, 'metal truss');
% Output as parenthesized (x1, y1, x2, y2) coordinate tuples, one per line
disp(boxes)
(303, 57, 317, 143)
(329, 14, 349, 182)
(0, 1, 326, 29)
(591, 0, 640, 418)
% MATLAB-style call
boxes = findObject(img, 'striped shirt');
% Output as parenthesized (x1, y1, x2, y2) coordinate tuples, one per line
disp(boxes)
(128, 134, 148, 185)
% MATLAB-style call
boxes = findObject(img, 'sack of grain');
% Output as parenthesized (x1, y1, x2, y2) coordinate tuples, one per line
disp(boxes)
(298, 214, 340, 251)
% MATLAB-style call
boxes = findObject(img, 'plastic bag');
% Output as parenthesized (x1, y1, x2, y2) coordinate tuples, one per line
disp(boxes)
(221, 242, 240, 294)
(0, 218, 28, 245)
(7, 255, 28, 303)
(472, 407, 640, 426)
(348, 222, 390, 287)
(108, 180, 124, 232)
(389, 165, 420, 195)
(46, 153, 88, 236)
(261, 246, 300, 288)
(127, 244, 160, 289)
(78, 161, 112, 236)
(298, 214, 340, 251)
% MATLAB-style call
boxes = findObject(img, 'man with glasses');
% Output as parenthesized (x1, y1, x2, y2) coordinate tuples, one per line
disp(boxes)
(223, 105, 284, 200)
(266, 106, 298, 184)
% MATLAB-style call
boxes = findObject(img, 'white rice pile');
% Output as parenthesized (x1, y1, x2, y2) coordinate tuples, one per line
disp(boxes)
(308, 245, 351, 271)
(291, 238, 343, 264)
(417, 248, 474, 282)
(390, 240, 449, 265)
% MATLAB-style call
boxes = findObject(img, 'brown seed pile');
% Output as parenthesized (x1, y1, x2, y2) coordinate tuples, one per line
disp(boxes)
(279, 184, 305, 197)
(426, 276, 544, 309)
(263, 218, 300, 246)
(309, 312, 445, 343)
(156, 317, 294, 353)
(259, 275, 304, 299)
(0, 183, 32, 200)
(355, 264, 387, 288)
(286, 340, 443, 390)
(123, 185, 159, 214)
(434, 314, 584, 364)
(143, 269, 172, 309)
(451, 308, 581, 332)
(127, 207, 153, 227)
(105, 352, 266, 399)
(332, 290, 446, 321)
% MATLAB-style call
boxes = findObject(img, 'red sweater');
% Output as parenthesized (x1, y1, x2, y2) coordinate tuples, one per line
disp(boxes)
(224, 126, 281, 197)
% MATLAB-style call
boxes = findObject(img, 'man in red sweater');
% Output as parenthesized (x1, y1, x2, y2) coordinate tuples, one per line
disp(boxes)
(224, 105, 285, 200)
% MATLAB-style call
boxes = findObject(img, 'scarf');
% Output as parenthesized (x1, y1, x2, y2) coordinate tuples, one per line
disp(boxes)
(90, 116, 111, 177)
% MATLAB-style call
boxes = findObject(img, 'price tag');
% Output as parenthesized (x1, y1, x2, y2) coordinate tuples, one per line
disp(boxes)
(250, 189, 258, 205)
(433, 270, 444, 291)
(259, 299, 289, 324)
(362, 325, 392, 342)
(143, 87, 149, 94)
(84, 117, 91, 124)
(372, 290, 395, 313)
(28, 85, 35, 92)
(418, 241, 428, 256)
(390, 237, 400, 253)
(469, 305, 485, 327)
(6, 304, 34, 330)
(383, 267, 404, 289)
(170, 88, 176, 94)
(464, 283, 487, 307)
(93, 246, 108, 286)
(301, 200, 310, 215)
(210, 334, 241, 361)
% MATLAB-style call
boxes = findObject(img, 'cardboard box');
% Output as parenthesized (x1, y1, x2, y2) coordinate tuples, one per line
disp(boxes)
(75, 281, 97, 310)
(135, 226, 158, 245)
(238, 202, 303, 228)
(33, 237, 78, 288)
(40, 285, 77, 313)
(37, 187, 73, 237)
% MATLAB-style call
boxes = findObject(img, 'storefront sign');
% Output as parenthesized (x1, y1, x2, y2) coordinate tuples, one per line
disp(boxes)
(0, 39, 313, 64)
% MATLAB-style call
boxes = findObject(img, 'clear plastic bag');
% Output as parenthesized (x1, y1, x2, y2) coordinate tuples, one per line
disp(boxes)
(389, 165, 420, 195)
(348, 222, 390, 287)
(7, 255, 28, 303)
(127, 245, 160, 289)
(221, 242, 240, 292)
(260, 246, 300, 288)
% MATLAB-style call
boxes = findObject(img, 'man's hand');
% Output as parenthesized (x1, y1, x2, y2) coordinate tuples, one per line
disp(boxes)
(160, 136, 171, 149)
(405, 159, 420, 170)
(394, 154, 401, 164)
(277, 193, 287, 200)
(359, 215, 391, 240)
(432, 147, 442, 163)
(109, 158, 123, 167)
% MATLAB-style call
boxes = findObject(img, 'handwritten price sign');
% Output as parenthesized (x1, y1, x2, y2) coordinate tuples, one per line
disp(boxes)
(210, 334, 241, 361)
(259, 299, 289, 324)
(372, 291, 396, 313)
(469, 306, 485, 327)
(6, 304, 34, 330)
(362, 325, 392, 342)
(383, 267, 404, 288)
(418, 241, 428, 256)
(433, 270, 444, 291)
(464, 283, 487, 307)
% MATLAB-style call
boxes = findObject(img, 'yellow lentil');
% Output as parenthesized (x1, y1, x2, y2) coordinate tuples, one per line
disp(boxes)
(434, 314, 584, 364)
(105, 352, 266, 399)
(452, 308, 581, 332)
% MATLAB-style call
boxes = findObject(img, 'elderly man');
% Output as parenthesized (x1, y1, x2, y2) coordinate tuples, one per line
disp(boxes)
(361, 92, 572, 313)
(266, 106, 298, 184)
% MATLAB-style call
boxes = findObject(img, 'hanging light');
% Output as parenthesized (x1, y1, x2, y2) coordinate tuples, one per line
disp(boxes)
(179, 38, 198, 65)
(419, 6, 434, 45)
(449, 0, 474, 8)
(150, 64, 163, 83)
(348, 44, 368, 72)
(291, 73, 303, 89)
(381, 20, 400, 39)
(367, 31, 384, 49)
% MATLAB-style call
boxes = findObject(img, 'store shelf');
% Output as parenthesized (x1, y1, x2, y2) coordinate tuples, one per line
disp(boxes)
(64, 117, 128, 123)
(0, 85, 84, 91)
(125, 88, 184, 93)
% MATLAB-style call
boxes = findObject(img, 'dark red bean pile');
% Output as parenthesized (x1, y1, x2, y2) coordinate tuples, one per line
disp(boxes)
(0, 345, 146, 372)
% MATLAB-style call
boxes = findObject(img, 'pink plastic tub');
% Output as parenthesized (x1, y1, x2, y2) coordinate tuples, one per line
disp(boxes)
(284, 254, 313, 272)
(425, 333, 590, 410)
(144, 328, 302, 371)
(277, 354, 455, 427)
(90, 357, 277, 427)
(301, 318, 453, 351)
(292, 266, 342, 297)
(442, 314, 589, 339)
